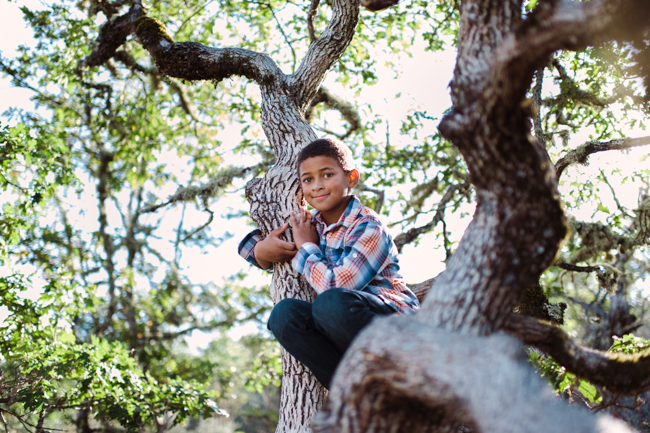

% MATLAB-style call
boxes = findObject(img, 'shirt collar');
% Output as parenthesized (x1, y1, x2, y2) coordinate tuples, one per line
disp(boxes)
(313, 195, 362, 232)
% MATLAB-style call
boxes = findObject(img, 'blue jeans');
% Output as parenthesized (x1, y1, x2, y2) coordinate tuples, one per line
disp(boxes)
(267, 288, 396, 389)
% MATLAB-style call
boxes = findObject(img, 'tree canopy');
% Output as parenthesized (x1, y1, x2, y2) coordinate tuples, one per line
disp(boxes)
(1, 0, 650, 432)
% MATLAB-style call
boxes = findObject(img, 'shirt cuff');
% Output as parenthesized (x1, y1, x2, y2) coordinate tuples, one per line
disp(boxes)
(238, 229, 268, 270)
(291, 242, 321, 274)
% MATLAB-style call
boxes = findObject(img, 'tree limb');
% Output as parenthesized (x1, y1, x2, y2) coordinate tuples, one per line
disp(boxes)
(290, 0, 360, 111)
(142, 162, 270, 213)
(316, 316, 634, 433)
(555, 136, 650, 180)
(503, 314, 650, 395)
(79, 3, 286, 87)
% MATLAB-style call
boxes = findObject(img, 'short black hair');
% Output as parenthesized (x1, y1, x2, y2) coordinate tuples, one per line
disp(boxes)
(296, 138, 354, 173)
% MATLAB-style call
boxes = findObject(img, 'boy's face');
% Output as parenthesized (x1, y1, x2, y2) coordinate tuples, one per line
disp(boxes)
(299, 156, 359, 225)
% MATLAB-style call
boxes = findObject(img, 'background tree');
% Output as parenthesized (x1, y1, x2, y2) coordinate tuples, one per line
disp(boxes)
(3, 0, 650, 432)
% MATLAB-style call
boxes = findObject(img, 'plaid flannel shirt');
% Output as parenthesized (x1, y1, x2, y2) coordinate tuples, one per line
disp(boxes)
(238, 196, 419, 314)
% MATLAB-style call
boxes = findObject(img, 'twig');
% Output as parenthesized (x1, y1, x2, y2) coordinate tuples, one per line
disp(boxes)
(532, 66, 546, 145)
(394, 182, 469, 252)
(243, 0, 297, 71)
(597, 169, 632, 219)
(181, 208, 214, 241)
(307, 0, 320, 42)
(554, 262, 601, 273)
(591, 394, 620, 413)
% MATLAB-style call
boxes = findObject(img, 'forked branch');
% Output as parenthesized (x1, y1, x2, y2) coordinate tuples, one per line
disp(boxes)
(290, 0, 360, 110)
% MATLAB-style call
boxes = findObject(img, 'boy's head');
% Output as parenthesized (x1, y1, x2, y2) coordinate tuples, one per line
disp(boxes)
(296, 138, 360, 224)
(296, 138, 354, 173)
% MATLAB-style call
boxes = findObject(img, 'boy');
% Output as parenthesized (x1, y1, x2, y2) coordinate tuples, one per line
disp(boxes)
(238, 138, 419, 389)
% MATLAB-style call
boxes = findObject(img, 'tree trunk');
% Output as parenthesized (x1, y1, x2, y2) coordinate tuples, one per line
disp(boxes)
(313, 0, 648, 431)
(245, 89, 327, 433)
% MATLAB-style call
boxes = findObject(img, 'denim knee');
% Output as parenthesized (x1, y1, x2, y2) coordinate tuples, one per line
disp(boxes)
(267, 298, 311, 336)
(312, 289, 357, 325)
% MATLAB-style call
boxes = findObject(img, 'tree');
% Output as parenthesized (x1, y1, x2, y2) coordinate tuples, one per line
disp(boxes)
(314, 1, 650, 432)
(3, 0, 650, 432)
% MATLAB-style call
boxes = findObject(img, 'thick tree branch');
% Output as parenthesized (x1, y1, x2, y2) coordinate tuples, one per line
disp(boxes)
(290, 0, 360, 111)
(134, 16, 285, 84)
(555, 136, 650, 180)
(441, 0, 650, 140)
(317, 316, 634, 433)
(503, 314, 650, 395)
(79, 4, 286, 87)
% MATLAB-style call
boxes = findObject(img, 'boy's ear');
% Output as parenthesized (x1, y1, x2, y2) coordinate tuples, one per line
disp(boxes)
(348, 169, 360, 188)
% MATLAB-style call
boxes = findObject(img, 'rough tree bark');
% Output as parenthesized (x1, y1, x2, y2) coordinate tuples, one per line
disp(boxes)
(313, 1, 650, 432)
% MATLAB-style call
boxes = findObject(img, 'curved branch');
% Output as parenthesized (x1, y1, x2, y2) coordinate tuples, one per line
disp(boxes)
(445, 0, 650, 128)
(503, 314, 650, 395)
(514, 0, 649, 69)
(290, 0, 360, 111)
(555, 136, 650, 180)
(77, 3, 143, 70)
(393, 182, 469, 252)
(306, 86, 362, 138)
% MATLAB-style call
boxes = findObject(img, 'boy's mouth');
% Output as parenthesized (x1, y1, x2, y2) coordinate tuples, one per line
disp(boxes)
(312, 193, 329, 201)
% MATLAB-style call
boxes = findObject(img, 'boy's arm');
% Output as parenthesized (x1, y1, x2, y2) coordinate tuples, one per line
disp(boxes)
(238, 223, 297, 270)
(292, 216, 391, 294)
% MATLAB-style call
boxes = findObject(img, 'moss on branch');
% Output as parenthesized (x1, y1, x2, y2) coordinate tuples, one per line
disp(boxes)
(134, 16, 174, 50)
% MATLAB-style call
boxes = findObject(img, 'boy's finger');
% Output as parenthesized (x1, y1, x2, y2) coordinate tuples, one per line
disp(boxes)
(269, 222, 287, 236)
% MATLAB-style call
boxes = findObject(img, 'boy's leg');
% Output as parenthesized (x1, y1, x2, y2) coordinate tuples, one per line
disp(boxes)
(311, 288, 396, 355)
(267, 298, 343, 389)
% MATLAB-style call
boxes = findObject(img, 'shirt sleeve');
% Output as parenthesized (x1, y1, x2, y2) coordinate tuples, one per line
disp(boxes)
(238, 229, 269, 271)
(292, 217, 390, 294)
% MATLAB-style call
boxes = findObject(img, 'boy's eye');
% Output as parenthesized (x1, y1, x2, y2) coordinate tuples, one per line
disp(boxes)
(324, 172, 333, 178)
(302, 177, 312, 183)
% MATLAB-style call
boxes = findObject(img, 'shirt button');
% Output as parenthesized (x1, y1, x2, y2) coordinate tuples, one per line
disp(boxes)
(353, 253, 358, 258)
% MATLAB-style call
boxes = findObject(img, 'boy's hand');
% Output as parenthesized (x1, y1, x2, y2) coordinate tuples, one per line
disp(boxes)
(254, 223, 297, 269)
(290, 208, 319, 249)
